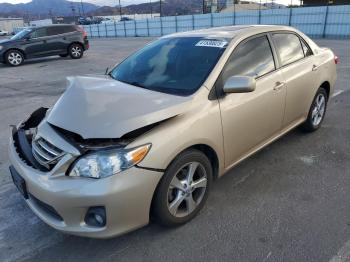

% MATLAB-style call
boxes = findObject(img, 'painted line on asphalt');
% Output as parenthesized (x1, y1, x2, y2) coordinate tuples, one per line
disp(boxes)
(332, 90, 345, 97)
(329, 240, 350, 262)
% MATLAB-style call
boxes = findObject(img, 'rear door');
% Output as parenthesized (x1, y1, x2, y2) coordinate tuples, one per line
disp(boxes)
(217, 34, 286, 167)
(45, 26, 69, 54)
(270, 32, 317, 126)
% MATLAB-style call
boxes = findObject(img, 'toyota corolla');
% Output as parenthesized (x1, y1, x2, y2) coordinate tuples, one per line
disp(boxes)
(8, 25, 337, 238)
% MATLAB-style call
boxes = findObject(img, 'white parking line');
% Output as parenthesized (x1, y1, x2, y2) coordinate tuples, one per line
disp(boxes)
(332, 90, 345, 97)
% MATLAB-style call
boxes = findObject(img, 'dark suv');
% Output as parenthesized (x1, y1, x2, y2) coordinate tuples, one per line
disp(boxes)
(0, 24, 89, 66)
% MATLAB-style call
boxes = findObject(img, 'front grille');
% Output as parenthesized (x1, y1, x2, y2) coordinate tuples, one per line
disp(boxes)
(32, 137, 64, 169)
(29, 193, 63, 222)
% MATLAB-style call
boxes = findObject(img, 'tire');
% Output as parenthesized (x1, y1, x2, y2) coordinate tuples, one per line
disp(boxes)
(59, 54, 68, 57)
(153, 149, 213, 227)
(68, 43, 84, 59)
(300, 87, 328, 132)
(5, 50, 24, 66)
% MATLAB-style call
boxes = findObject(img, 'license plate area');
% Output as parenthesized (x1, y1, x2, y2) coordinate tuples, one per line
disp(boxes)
(9, 166, 28, 199)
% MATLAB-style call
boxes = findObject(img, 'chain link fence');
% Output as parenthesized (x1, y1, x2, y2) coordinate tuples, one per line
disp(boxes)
(83, 4, 350, 39)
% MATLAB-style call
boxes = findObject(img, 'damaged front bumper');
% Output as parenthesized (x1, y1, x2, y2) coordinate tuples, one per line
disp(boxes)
(8, 109, 163, 238)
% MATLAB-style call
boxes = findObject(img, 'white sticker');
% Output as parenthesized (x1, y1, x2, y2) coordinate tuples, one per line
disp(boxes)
(195, 40, 228, 48)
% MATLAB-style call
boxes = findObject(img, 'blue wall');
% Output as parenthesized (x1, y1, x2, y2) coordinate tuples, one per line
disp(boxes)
(84, 5, 350, 39)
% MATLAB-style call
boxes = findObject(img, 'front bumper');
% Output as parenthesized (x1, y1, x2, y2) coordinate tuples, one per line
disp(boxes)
(8, 130, 162, 238)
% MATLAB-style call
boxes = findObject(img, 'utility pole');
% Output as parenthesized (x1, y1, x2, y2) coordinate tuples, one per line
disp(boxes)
(150, 0, 153, 18)
(202, 0, 205, 14)
(159, 0, 162, 17)
(80, 0, 85, 17)
(118, 0, 122, 19)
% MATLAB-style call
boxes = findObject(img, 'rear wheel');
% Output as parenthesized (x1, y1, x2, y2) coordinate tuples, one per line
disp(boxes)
(301, 87, 328, 132)
(153, 149, 212, 227)
(5, 50, 24, 66)
(68, 44, 83, 59)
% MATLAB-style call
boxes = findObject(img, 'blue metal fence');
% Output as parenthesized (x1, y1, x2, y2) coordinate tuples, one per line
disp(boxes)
(83, 5, 350, 39)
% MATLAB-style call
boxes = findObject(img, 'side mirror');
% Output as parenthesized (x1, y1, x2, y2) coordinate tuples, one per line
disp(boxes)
(223, 76, 256, 93)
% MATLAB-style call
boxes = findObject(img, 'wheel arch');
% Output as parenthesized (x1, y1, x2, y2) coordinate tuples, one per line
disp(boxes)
(320, 81, 330, 99)
(149, 143, 219, 221)
(3, 48, 26, 60)
(68, 41, 85, 51)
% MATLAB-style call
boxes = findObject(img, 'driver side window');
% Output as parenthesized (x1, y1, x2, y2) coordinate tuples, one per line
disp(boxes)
(221, 35, 276, 85)
(30, 28, 47, 38)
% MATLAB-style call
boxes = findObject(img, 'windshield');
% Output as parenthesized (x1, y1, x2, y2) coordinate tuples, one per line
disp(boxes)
(110, 37, 228, 96)
(11, 29, 32, 40)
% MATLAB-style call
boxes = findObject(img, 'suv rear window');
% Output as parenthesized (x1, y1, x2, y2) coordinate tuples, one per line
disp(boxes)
(62, 26, 77, 33)
(47, 26, 62, 36)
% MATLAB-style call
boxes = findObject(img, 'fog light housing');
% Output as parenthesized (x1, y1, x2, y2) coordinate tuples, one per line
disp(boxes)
(84, 207, 106, 227)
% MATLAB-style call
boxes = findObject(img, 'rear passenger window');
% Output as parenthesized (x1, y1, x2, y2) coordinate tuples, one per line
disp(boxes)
(221, 35, 275, 81)
(272, 33, 304, 66)
(62, 26, 76, 33)
(47, 26, 63, 36)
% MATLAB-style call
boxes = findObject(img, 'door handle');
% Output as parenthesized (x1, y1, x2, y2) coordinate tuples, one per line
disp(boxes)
(312, 65, 319, 71)
(273, 81, 285, 91)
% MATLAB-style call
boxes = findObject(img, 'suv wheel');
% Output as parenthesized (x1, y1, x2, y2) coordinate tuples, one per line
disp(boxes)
(153, 149, 212, 227)
(69, 44, 83, 59)
(5, 50, 24, 66)
(301, 87, 328, 132)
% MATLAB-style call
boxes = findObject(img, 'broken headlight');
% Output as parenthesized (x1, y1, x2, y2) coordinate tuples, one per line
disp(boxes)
(69, 144, 151, 179)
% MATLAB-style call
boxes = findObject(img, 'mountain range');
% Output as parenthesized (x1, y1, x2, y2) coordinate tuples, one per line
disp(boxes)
(90, 0, 203, 16)
(0, 0, 98, 17)
(0, 0, 205, 18)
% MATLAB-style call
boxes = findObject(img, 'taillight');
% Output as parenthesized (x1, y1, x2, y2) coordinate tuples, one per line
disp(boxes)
(77, 25, 88, 38)
(334, 55, 339, 64)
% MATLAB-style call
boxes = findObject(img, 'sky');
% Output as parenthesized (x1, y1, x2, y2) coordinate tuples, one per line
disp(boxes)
(0, 0, 299, 6)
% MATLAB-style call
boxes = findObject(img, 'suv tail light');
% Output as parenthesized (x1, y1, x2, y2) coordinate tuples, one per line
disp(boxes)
(77, 26, 88, 38)
(334, 55, 339, 64)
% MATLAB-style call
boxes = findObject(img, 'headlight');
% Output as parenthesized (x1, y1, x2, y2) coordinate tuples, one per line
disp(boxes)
(69, 144, 151, 179)
(0, 46, 3, 51)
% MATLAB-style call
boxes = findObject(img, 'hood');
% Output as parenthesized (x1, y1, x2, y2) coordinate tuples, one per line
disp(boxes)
(47, 76, 192, 139)
(0, 38, 13, 45)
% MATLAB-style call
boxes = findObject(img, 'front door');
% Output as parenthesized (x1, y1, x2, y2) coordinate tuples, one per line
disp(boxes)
(22, 27, 49, 58)
(217, 34, 286, 168)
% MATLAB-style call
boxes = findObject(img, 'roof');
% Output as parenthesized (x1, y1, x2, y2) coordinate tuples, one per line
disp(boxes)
(164, 25, 294, 39)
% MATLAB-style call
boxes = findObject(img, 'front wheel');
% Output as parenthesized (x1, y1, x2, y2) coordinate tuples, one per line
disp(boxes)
(301, 87, 328, 132)
(5, 50, 24, 66)
(152, 149, 212, 227)
(68, 44, 84, 59)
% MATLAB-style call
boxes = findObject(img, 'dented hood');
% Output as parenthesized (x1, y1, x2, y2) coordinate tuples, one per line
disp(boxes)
(47, 76, 192, 139)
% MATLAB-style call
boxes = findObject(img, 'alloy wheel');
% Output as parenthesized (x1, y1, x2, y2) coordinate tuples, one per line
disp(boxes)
(8, 52, 22, 66)
(71, 46, 82, 57)
(167, 162, 208, 218)
(311, 93, 326, 126)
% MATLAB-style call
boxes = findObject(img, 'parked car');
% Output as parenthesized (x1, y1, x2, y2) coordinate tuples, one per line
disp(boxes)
(8, 25, 337, 238)
(0, 29, 9, 36)
(120, 17, 133, 22)
(0, 24, 89, 66)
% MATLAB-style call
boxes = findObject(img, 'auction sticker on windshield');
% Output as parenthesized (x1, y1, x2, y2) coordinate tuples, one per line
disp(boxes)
(195, 40, 228, 48)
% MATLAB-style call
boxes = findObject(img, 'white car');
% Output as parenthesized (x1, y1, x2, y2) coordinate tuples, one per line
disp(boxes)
(0, 29, 8, 36)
